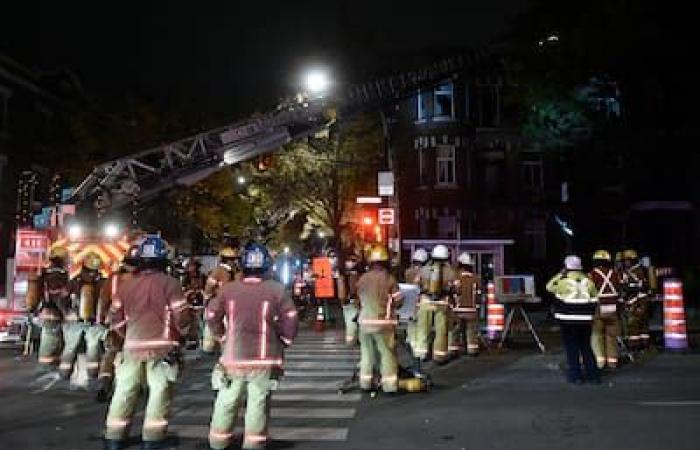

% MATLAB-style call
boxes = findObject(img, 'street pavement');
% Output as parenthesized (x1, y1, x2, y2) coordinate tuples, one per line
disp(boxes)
(0, 326, 699, 450)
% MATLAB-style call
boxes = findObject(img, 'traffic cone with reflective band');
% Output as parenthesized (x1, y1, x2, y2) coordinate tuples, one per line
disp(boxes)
(486, 281, 504, 341)
(663, 279, 688, 350)
(314, 302, 326, 332)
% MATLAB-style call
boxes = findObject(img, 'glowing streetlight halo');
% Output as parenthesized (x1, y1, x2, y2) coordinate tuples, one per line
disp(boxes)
(304, 69, 330, 95)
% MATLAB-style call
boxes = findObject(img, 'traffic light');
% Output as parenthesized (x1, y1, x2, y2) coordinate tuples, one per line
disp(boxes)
(360, 211, 377, 243)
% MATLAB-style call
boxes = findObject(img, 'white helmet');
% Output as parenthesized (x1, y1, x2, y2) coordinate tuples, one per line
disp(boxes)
(431, 244, 449, 261)
(457, 252, 473, 266)
(564, 255, 582, 271)
(411, 248, 429, 264)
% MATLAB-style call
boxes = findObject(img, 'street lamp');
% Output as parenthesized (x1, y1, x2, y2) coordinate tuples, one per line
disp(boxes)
(305, 70, 330, 95)
(103, 223, 120, 239)
(237, 176, 246, 185)
(68, 223, 83, 241)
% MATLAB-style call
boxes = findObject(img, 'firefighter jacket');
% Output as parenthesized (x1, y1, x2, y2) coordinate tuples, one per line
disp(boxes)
(356, 269, 401, 332)
(28, 265, 70, 321)
(206, 277, 298, 376)
(404, 265, 423, 286)
(589, 266, 622, 316)
(64, 269, 104, 322)
(109, 270, 191, 360)
(622, 264, 649, 304)
(454, 271, 481, 318)
(337, 269, 361, 305)
(204, 264, 236, 300)
(420, 262, 456, 304)
(546, 271, 598, 324)
(98, 271, 136, 325)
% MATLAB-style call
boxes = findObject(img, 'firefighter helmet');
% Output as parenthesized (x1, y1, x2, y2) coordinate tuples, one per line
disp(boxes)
(614, 251, 623, 262)
(457, 252, 473, 266)
(411, 248, 429, 264)
(622, 249, 638, 260)
(368, 245, 389, 263)
(592, 250, 611, 262)
(122, 244, 140, 267)
(219, 247, 238, 259)
(137, 235, 169, 259)
(48, 245, 69, 261)
(564, 255, 582, 271)
(83, 252, 103, 271)
(431, 244, 449, 261)
(241, 242, 273, 273)
(344, 253, 359, 269)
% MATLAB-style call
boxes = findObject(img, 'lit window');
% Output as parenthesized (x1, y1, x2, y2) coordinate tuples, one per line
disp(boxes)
(417, 89, 430, 121)
(433, 82, 454, 120)
(436, 146, 456, 186)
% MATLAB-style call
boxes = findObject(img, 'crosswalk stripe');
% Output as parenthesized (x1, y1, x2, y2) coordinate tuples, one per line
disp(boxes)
(273, 392, 361, 402)
(277, 380, 343, 390)
(286, 353, 359, 360)
(286, 361, 357, 369)
(176, 407, 356, 419)
(171, 424, 349, 441)
(287, 349, 359, 354)
(283, 370, 354, 377)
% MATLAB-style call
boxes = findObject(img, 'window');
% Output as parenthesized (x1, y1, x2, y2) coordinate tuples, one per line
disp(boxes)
(521, 160, 544, 191)
(436, 146, 456, 186)
(417, 89, 429, 121)
(433, 82, 454, 120)
(524, 219, 547, 261)
(483, 162, 504, 199)
(438, 216, 456, 238)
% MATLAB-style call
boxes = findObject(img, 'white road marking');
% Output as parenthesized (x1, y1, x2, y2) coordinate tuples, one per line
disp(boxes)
(286, 360, 357, 369)
(272, 392, 361, 402)
(283, 370, 354, 377)
(172, 424, 349, 441)
(277, 380, 343, 390)
(637, 401, 700, 406)
(176, 407, 356, 419)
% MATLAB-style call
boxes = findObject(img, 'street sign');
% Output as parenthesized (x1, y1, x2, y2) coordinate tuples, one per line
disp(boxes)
(378, 171, 394, 196)
(378, 208, 395, 225)
(356, 196, 382, 204)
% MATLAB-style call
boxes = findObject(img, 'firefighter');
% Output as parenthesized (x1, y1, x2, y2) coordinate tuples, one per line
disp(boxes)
(589, 250, 623, 369)
(103, 235, 191, 450)
(338, 253, 362, 346)
(546, 255, 599, 384)
(202, 246, 239, 353)
(27, 244, 70, 370)
(356, 245, 402, 393)
(182, 258, 206, 348)
(59, 252, 105, 380)
(95, 245, 139, 402)
(403, 248, 428, 354)
(450, 252, 482, 357)
(414, 245, 456, 363)
(621, 249, 651, 351)
(206, 243, 298, 450)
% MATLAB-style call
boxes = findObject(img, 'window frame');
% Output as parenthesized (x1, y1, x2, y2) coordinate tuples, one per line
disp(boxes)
(435, 145, 457, 187)
(433, 81, 455, 121)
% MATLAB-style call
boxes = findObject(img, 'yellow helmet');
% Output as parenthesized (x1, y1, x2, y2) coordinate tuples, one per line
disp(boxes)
(219, 246, 238, 259)
(622, 249, 638, 260)
(368, 245, 389, 263)
(83, 252, 103, 271)
(614, 251, 623, 261)
(48, 245, 69, 261)
(592, 250, 611, 262)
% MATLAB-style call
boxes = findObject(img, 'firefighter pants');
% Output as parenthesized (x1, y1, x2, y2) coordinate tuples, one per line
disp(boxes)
(98, 332, 124, 383)
(342, 303, 359, 345)
(209, 370, 275, 450)
(449, 315, 480, 356)
(414, 304, 449, 361)
(59, 322, 104, 379)
(202, 322, 220, 354)
(38, 320, 63, 367)
(591, 314, 620, 368)
(105, 355, 178, 442)
(626, 298, 650, 349)
(359, 327, 398, 392)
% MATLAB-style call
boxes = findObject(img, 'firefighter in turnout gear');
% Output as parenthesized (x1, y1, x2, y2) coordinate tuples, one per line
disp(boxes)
(404, 248, 428, 354)
(414, 245, 456, 363)
(95, 245, 139, 402)
(621, 249, 651, 351)
(202, 247, 239, 353)
(59, 252, 105, 380)
(103, 235, 191, 450)
(27, 244, 70, 370)
(547, 255, 599, 384)
(356, 245, 402, 393)
(337, 253, 362, 346)
(589, 250, 623, 369)
(207, 243, 298, 450)
(450, 252, 482, 356)
(182, 258, 206, 347)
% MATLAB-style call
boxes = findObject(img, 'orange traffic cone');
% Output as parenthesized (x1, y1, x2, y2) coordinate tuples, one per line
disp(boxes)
(486, 281, 504, 341)
(663, 279, 688, 350)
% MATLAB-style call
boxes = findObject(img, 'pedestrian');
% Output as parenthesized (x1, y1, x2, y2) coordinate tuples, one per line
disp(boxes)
(546, 255, 600, 384)
(356, 245, 402, 393)
(207, 242, 298, 450)
(103, 235, 192, 450)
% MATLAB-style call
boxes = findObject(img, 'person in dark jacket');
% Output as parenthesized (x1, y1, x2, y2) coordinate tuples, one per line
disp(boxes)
(546, 255, 599, 384)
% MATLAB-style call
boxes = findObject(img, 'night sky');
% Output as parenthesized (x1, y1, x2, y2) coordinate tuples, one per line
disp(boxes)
(2, 0, 528, 117)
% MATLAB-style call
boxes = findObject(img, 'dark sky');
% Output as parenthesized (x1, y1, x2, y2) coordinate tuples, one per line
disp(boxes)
(2, 0, 529, 117)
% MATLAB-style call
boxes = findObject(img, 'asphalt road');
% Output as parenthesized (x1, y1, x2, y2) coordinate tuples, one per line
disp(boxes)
(0, 329, 699, 450)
